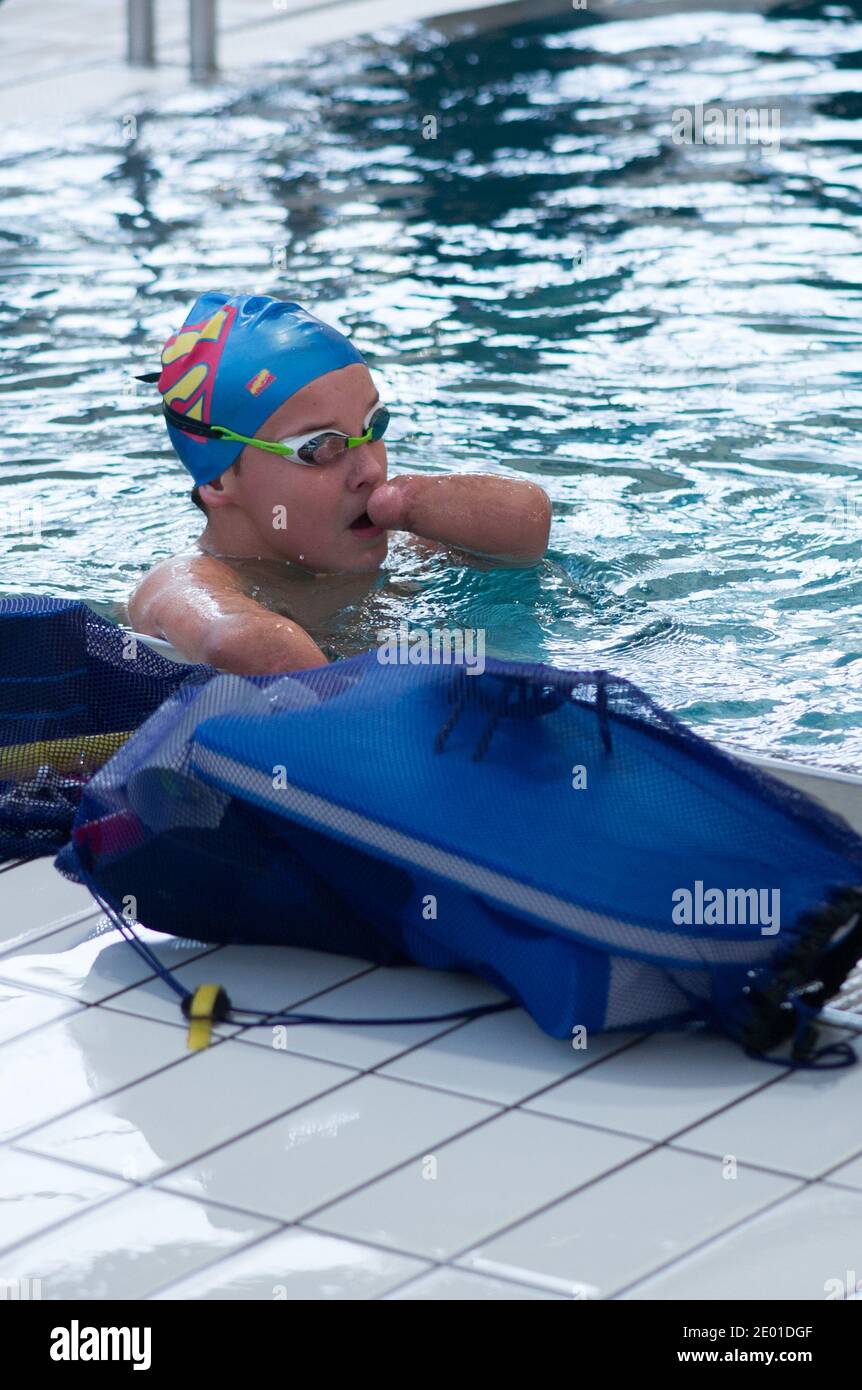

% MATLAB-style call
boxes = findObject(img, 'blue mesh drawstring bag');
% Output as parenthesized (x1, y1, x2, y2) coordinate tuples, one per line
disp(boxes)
(52, 650, 862, 1066)
(0, 595, 214, 864)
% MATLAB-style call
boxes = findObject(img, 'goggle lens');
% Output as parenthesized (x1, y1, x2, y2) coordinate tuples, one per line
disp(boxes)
(298, 406, 390, 466)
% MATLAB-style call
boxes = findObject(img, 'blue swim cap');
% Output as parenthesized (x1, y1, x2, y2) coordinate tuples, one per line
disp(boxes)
(155, 292, 365, 486)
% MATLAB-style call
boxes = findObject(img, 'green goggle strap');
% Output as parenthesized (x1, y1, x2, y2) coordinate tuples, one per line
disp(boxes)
(209, 426, 296, 456)
(210, 423, 378, 456)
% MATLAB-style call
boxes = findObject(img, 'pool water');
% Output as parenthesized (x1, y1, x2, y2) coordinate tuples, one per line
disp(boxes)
(2, 2, 862, 766)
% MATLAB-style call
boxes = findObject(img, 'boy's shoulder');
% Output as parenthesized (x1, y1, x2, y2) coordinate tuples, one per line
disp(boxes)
(131, 550, 243, 598)
(127, 551, 245, 633)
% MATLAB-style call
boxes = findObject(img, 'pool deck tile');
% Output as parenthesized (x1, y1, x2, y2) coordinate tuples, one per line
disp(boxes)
(0, 858, 859, 1300)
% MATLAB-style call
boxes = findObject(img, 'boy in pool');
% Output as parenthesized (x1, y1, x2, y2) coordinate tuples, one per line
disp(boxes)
(129, 293, 551, 673)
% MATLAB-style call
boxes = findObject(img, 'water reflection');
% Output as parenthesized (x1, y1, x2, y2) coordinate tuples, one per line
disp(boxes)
(1, 2, 862, 763)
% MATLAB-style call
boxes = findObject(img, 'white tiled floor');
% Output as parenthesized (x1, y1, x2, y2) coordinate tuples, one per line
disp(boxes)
(386, 1266, 566, 1299)
(623, 1185, 862, 1301)
(0, 914, 216, 1005)
(154, 1227, 427, 1301)
(671, 1059, 862, 1179)
(2, 860, 862, 1300)
(0, 856, 102, 950)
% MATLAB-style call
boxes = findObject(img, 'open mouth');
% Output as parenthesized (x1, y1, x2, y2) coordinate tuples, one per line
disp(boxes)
(349, 511, 382, 535)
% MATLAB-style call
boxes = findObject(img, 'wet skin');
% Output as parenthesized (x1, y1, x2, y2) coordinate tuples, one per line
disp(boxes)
(128, 363, 552, 673)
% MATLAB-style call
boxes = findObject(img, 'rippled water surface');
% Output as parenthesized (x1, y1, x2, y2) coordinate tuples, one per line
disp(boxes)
(3, 1, 862, 765)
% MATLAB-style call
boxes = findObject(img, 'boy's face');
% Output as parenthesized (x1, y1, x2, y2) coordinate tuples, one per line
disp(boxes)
(202, 363, 389, 574)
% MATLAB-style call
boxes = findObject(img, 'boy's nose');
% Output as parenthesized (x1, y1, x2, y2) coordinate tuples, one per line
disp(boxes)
(347, 444, 386, 490)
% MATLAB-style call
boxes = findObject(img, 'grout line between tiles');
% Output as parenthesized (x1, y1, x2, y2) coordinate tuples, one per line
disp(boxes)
(0, 951, 225, 1047)
(287, 1100, 509, 1227)
(235, 1009, 495, 1073)
(820, 1175, 862, 1194)
(340, 1031, 796, 1156)
(10, 1051, 372, 1197)
(0, 902, 106, 957)
(0, 1018, 245, 1145)
(0, 940, 378, 1036)
(806, 1132, 862, 1183)
(224, 957, 382, 1017)
(366, 1025, 653, 1100)
(141, 1223, 325, 1300)
(0, 1061, 378, 1262)
(281, 1098, 663, 1263)
(234, 1007, 652, 1100)
(610, 1162, 862, 1299)
(380, 1254, 586, 1301)
(2, 1003, 828, 1277)
(669, 1134, 862, 1184)
(143, 1222, 438, 1301)
(366, 1257, 558, 1302)
(0, 1018, 652, 1279)
(0, 1179, 138, 1263)
(3, 896, 859, 1298)
(0, 1060, 841, 1297)
(609, 1178, 813, 1300)
(666, 1137, 812, 1183)
(11, 1101, 623, 1270)
(416, 1140, 814, 1277)
(0, 999, 86, 1048)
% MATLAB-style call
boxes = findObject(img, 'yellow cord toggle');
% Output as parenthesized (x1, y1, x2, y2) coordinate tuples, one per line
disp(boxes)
(185, 984, 230, 1051)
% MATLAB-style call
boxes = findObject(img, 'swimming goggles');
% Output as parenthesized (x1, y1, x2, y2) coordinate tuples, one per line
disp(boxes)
(137, 372, 390, 466)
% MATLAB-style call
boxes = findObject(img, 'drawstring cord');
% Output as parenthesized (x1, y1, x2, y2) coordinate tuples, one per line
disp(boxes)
(744, 995, 857, 1071)
(434, 668, 609, 762)
(82, 871, 516, 1038)
(90, 878, 858, 1065)
(664, 960, 859, 1071)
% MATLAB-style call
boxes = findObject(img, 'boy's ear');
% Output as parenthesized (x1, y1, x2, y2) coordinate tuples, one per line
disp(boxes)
(198, 464, 238, 510)
(197, 477, 228, 509)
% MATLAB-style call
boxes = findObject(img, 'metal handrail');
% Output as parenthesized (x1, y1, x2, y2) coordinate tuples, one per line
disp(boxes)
(189, 0, 217, 78)
(127, 0, 155, 65)
(127, 0, 217, 77)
